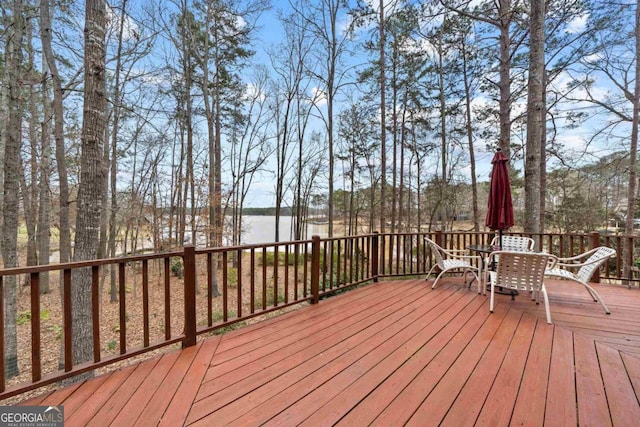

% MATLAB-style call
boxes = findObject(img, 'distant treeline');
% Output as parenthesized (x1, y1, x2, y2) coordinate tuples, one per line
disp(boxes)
(243, 207, 293, 216)
(242, 207, 324, 216)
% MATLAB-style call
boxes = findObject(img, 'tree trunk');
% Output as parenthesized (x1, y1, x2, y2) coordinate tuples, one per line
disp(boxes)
(437, 32, 448, 230)
(40, 0, 71, 267)
(38, 65, 51, 294)
(24, 23, 39, 280)
(624, 0, 640, 284)
(462, 41, 480, 232)
(524, 0, 545, 237)
(379, 0, 386, 234)
(498, 0, 512, 158)
(2, 0, 25, 379)
(71, 0, 107, 371)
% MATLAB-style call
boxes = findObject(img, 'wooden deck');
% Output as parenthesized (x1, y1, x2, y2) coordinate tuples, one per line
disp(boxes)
(16, 277, 640, 426)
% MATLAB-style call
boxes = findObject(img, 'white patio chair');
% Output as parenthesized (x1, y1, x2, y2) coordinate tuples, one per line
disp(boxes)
(485, 236, 536, 280)
(488, 251, 558, 324)
(544, 246, 615, 315)
(425, 238, 482, 293)
(489, 235, 535, 252)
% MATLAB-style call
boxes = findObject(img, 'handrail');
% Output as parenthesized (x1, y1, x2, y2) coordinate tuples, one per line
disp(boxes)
(0, 230, 632, 400)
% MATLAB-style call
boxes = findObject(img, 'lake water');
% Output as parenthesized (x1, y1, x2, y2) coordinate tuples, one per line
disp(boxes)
(233, 216, 329, 245)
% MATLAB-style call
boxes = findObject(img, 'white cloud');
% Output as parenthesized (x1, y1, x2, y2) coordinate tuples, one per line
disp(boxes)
(107, 5, 140, 42)
(235, 15, 247, 30)
(245, 82, 267, 102)
(558, 134, 587, 151)
(566, 13, 588, 34)
(311, 87, 327, 107)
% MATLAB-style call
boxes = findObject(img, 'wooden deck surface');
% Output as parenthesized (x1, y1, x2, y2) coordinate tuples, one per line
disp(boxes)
(16, 277, 640, 426)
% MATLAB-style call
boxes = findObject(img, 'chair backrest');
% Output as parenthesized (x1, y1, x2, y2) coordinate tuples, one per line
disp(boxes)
(490, 235, 535, 252)
(492, 251, 557, 291)
(577, 247, 616, 283)
(425, 238, 446, 269)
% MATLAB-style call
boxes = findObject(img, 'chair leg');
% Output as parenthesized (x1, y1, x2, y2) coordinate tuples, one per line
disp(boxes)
(489, 281, 495, 313)
(470, 270, 481, 294)
(425, 265, 437, 282)
(581, 282, 611, 314)
(541, 285, 552, 324)
(431, 270, 448, 289)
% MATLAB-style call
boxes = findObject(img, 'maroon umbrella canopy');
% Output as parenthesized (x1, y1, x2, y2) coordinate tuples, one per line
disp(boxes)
(485, 149, 514, 232)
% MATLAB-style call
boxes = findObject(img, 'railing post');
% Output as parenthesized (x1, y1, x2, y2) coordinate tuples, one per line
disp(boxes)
(590, 231, 601, 283)
(372, 232, 379, 282)
(183, 245, 197, 348)
(435, 230, 443, 248)
(625, 235, 634, 287)
(310, 235, 320, 304)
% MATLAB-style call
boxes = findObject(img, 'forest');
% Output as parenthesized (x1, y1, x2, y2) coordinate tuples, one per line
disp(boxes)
(0, 0, 638, 263)
(0, 0, 638, 378)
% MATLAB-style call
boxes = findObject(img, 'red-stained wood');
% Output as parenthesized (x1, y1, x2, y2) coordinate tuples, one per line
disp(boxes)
(621, 352, 640, 401)
(267, 291, 483, 426)
(344, 302, 508, 427)
(157, 336, 221, 427)
(322, 294, 491, 427)
(595, 341, 640, 426)
(30, 273, 41, 382)
(412, 307, 524, 427)
(9, 278, 640, 426)
(83, 357, 161, 426)
(133, 342, 201, 425)
(209, 279, 388, 355)
(62, 364, 135, 421)
(20, 380, 83, 408)
(195, 285, 425, 405)
(474, 312, 538, 426)
(212, 279, 413, 356)
(574, 333, 612, 427)
(110, 350, 181, 426)
(545, 326, 577, 427)
(406, 304, 511, 426)
(510, 319, 554, 426)
(189, 284, 458, 425)
(200, 280, 421, 387)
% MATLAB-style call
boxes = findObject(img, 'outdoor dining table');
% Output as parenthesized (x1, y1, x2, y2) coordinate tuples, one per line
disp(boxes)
(466, 244, 518, 298)
(466, 244, 500, 272)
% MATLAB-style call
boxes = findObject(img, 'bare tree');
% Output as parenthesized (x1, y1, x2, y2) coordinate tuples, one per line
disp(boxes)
(2, 0, 25, 379)
(443, 0, 525, 159)
(625, 0, 640, 282)
(40, 0, 71, 270)
(524, 0, 546, 236)
(71, 0, 107, 371)
(228, 67, 274, 245)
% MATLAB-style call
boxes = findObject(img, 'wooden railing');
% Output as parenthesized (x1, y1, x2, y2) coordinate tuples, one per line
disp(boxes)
(0, 230, 635, 399)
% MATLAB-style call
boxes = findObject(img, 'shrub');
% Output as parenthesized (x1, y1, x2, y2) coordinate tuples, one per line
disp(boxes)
(170, 258, 184, 278)
(259, 251, 303, 266)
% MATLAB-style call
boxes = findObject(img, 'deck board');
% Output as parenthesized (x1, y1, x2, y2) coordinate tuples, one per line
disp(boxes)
(111, 349, 181, 426)
(380, 303, 510, 427)
(510, 319, 554, 426)
(545, 326, 577, 427)
(84, 356, 161, 426)
(574, 333, 612, 427)
(596, 341, 640, 426)
(65, 364, 137, 425)
(188, 284, 439, 423)
(194, 286, 468, 426)
(304, 294, 488, 426)
(290, 290, 485, 426)
(475, 312, 538, 426)
(9, 278, 640, 426)
(435, 307, 524, 427)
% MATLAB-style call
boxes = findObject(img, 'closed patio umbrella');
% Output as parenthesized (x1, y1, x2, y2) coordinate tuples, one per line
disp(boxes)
(485, 148, 514, 248)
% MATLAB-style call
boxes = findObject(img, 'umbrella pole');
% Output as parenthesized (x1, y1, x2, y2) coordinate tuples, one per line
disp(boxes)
(499, 229, 503, 249)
